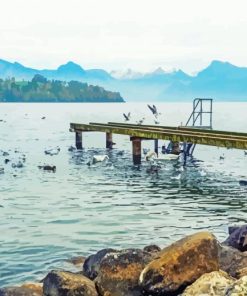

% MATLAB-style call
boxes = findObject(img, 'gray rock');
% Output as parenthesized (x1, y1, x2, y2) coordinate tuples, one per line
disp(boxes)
(223, 224, 247, 252)
(43, 270, 98, 296)
(0, 287, 40, 296)
(95, 248, 154, 296)
(83, 248, 117, 280)
(219, 244, 247, 278)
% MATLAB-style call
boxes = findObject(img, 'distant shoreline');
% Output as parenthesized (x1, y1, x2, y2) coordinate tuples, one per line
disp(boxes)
(0, 101, 125, 103)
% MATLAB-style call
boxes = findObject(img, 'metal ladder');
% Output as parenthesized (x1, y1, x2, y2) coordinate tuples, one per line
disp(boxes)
(186, 98, 213, 129)
(183, 98, 213, 159)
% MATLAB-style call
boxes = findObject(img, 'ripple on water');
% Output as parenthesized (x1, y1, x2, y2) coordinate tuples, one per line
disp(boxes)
(1, 103, 247, 286)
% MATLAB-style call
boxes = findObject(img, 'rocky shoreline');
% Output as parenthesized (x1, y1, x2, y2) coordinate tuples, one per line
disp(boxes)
(2, 225, 247, 296)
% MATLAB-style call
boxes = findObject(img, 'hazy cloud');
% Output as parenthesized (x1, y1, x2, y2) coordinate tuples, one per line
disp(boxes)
(1, 0, 247, 73)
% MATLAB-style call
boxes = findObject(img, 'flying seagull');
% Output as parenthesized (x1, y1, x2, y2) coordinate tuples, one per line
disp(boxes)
(147, 104, 161, 118)
(123, 112, 131, 121)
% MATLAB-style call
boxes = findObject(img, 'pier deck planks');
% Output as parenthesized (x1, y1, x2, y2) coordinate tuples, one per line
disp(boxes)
(70, 122, 247, 150)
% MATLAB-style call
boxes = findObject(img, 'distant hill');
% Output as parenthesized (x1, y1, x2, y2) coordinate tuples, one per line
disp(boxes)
(1, 59, 247, 101)
(0, 74, 124, 103)
(0, 60, 113, 82)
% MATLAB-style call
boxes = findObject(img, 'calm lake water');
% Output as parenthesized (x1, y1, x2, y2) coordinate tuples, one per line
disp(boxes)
(0, 102, 247, 286)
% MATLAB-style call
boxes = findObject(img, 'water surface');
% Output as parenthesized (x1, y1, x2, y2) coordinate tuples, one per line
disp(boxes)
(0, 102, 247, 286)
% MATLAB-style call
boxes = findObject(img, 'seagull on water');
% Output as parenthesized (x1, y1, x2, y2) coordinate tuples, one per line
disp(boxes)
(87, 155, 109, 166)
(219, 154, 225, 160)
(45, 147, 61, 156)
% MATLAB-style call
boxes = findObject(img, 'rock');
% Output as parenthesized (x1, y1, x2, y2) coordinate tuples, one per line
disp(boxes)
(219, 245, 247, 278)
(66, 256, 86, 267)
(226, 275, 247, 295)
(143, 245, 161, 257)
(83, 248, 117, 280)
(140, 232, 220, 296)
(236, 267, 247, 278)
(0, 287, 41, 296)
(223, 224, 247, 251)
(21, 284, 43, 296)
(95, 248, 154, 296)
(182, 270, 235, 295)
(43, 270, 98, 296)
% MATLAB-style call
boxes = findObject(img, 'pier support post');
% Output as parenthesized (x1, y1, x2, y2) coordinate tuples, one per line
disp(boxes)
(154, 139, 159, 155)
(183, 142, 187, 166)
(131, 137, 142, 165)
(75, 131, 83, 150)
(171, 141, 180, 155)
(106, 132, 113, 149)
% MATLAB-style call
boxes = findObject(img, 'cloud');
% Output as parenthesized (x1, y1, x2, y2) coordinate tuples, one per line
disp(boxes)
(0, 0, 247, 72)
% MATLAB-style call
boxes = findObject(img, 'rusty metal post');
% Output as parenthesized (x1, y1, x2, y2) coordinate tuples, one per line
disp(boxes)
(154, 139, 158, 155)
(75, 131, 83, 150)
(106, 132, 113, 149)
(131, 137, 142, 165)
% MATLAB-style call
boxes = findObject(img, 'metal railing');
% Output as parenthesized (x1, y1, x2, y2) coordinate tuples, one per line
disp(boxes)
(186, 98, 213, 129)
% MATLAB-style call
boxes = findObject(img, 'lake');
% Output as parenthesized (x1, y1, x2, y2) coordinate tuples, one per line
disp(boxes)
(0, 102, 247, 286)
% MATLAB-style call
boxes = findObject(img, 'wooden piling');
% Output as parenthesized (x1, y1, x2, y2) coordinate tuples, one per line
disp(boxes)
(154, 139, 159, 155)
(106, 132, 113, 149)
(75, 131, 83, 150)
(131, 137, 142, 165)
(171, 141, 180, 155)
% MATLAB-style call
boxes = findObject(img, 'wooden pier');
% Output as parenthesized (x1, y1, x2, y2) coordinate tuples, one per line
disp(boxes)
(70, 122, 247, 165)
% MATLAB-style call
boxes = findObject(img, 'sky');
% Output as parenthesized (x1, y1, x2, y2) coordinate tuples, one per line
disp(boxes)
(1, 0, 247, 73)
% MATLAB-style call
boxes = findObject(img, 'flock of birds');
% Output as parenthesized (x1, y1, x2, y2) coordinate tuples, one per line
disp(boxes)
(0, 108, 247, 186)
(123, 104, 161, 125)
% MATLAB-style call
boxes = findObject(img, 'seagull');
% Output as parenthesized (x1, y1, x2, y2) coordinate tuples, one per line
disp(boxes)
(45, 147, 60, 156)
(147, 104, 161, 118)
(123, 112, 131, 121)
(244, 151, 247, 156)
(38, 165, 56, 172)
(136, 117, 145, 125)
(92, 155, 109, 164)
(41, 116, 46, 120)
(219, 154, 225, 160)
(68, 145, 76, 152)
(11, 161, 24, 168)
(145, 151, 157, 161)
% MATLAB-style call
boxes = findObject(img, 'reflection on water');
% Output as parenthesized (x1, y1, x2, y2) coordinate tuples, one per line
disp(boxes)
(0, 102, 247, 286)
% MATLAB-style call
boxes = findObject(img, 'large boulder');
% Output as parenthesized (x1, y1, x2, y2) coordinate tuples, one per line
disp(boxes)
(219, 245, 247, 278)
(223, 225, 247, 251)
(182, 270, 235, 295)
(226, 275, 247, 295)
(0, 287, 41, 296)
(43, 270, 98, 296)
(95, 248, 154, 296)
(83, 248, 117, 280)
(140, 232, 220, 296)
(21, 284, 43, 296)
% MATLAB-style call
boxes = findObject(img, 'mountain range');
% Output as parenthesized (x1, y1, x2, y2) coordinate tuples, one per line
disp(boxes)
(1, 59, 247, 101)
